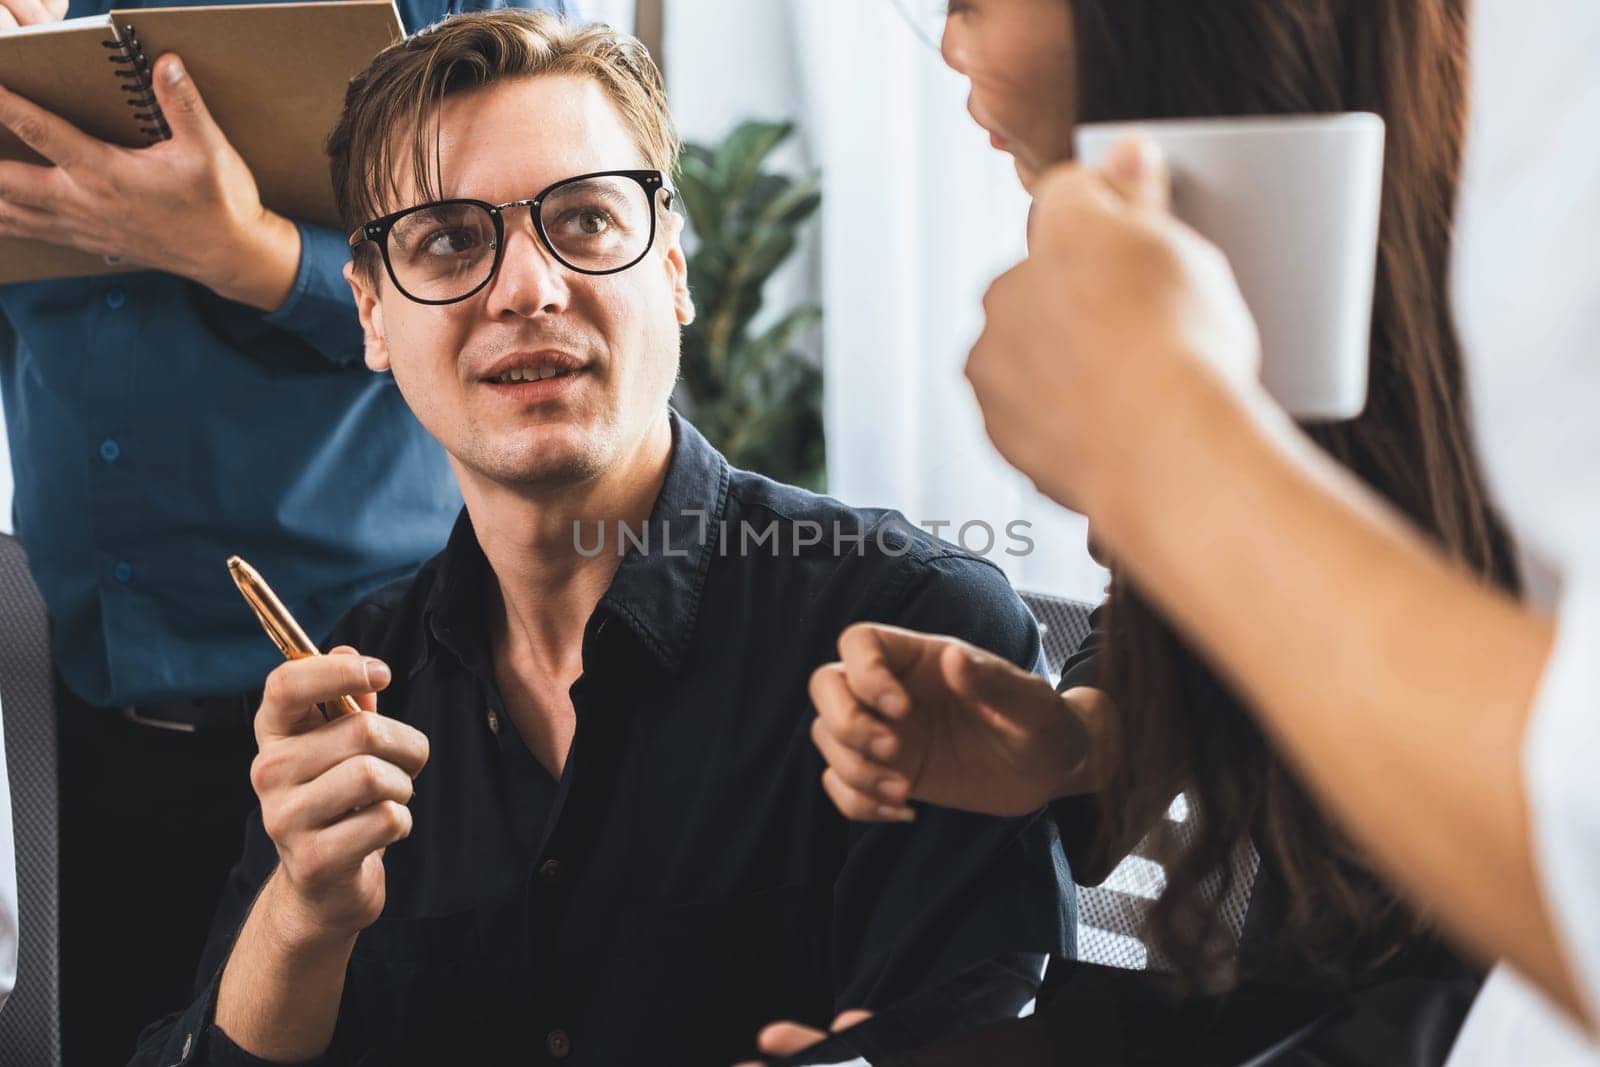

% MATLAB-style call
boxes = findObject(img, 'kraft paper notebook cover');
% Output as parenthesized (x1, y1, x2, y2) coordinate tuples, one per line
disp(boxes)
(0, 0, 403, 285)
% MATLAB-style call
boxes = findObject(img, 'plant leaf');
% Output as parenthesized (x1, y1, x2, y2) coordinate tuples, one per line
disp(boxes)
(676, 118, 826, 490)
(716, 120, 795, 208)
(675, 153, 723, 246)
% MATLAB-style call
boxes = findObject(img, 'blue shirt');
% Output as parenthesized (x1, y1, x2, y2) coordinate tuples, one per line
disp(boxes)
(0, 0, 576, 706)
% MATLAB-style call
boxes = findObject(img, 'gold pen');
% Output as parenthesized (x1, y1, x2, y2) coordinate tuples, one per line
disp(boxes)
(228, 555, 364, 719)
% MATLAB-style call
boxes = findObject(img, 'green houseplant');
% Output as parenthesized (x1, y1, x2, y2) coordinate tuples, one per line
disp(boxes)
(675, 119, 826, 491)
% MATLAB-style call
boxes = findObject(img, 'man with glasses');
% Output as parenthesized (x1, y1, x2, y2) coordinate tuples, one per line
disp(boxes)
(131, 11, 1072, 1067)
(0, 0, 585, 1061)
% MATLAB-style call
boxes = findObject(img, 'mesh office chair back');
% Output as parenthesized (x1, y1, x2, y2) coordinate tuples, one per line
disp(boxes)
(0, 534, 61, 1065)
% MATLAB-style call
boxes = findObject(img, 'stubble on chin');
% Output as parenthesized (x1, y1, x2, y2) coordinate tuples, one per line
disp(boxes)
(461, 424, 613, 493)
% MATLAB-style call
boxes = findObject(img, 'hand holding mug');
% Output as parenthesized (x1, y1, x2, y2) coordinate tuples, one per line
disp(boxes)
(966, 136, 1262, 518)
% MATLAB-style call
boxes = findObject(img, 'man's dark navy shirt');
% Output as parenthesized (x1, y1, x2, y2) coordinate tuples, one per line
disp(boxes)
(133, 414, 1076, 1066)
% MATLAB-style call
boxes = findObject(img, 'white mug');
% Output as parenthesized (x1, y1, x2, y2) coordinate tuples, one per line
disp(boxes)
(1075, 114, 1387, 421)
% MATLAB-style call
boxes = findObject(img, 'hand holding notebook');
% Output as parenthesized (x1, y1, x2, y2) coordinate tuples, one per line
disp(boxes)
(0, 1, 404, 286)
(0, 0, 69, 30)
(0, 51, 305, 303)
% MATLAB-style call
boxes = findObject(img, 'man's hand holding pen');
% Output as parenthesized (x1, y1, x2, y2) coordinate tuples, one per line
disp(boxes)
(213, 648, 426, 1059)
(247, 649, 427, 944)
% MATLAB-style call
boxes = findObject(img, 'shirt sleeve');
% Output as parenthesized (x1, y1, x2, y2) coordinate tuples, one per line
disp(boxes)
(126, 806, 348, 1067)
(828, 553, 1073, 1032)
(1044, 606, 1119, 887)
(128, 966, 340, 1067)
(1055, 605, 1106, 693)
(0, 697, 16, 1015)
(1523, 566, 1600, 1028)
(259, 222, 366, 368)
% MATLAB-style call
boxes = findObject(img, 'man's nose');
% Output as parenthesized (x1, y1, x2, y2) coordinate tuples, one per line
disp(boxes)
(485, 213, 570, 317)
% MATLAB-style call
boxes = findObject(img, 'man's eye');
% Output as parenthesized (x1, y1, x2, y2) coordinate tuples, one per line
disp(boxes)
(421, 228, 483, 256)
(559, 209, 613, 237)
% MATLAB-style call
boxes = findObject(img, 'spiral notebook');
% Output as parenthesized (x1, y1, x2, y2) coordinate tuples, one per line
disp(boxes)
(0, 0, 404, 285)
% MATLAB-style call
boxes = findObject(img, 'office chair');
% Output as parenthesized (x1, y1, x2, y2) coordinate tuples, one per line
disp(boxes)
(0, 534, 61, 1065)
(1018, 590, 1258, 971)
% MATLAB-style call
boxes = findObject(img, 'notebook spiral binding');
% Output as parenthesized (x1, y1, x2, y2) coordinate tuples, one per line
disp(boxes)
(101, 27, 172, 143)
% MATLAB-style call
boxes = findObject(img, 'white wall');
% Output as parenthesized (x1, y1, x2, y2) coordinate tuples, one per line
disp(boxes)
(663, 0, 820, 357)
(579, 0, 633, 32)
(665, 0, 808, 163)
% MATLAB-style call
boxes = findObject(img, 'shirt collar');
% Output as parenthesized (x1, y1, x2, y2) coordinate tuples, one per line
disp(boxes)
(418, 409, 730, 678)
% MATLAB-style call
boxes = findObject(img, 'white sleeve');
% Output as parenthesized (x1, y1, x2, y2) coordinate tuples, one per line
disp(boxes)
(0, 696, 16, 1013)
(1444, 966, 1598, 1067)
(1525, 569, 1600, 1028)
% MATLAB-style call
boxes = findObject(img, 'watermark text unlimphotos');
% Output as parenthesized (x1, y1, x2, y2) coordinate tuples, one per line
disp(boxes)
(573, 512, 1035, 560)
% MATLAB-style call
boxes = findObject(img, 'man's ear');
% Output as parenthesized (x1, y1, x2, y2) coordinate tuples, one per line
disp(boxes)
(344, 260, 392, 372)
(662, 212, 696, 327)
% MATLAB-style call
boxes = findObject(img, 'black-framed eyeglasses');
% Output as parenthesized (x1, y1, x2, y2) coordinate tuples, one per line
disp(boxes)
(348, 169, 674, 306)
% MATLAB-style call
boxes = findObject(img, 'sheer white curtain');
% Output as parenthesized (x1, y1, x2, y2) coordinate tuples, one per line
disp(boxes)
(785, 0, 1105, 600)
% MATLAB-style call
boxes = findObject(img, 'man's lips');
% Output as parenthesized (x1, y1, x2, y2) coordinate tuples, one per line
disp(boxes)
(475, 349, 591, 403)
(477, 350, 587, 385)
(480, 368, 586, 403)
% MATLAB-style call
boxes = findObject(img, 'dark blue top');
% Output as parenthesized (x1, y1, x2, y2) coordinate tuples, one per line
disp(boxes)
(131, 413, 1076, 1067)
(0, 0, 576, 706)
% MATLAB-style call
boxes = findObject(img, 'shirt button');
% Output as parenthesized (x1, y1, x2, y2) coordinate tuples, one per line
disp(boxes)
(484, 707, 500, 735)
(546, 1029, 572, 1059)
(537, 858, 561, 885)
(99, 438, 122, 463)
(105, 287, 127, 310)
(112, 561, 133, 584)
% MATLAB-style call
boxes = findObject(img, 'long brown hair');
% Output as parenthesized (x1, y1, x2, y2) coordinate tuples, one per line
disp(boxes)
(1069, 0, 1520, 987)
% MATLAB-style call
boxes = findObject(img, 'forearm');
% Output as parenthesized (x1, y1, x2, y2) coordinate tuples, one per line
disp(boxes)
(214, 869, 357, 1061)
(200, 209, 301, 312)
(1090, 373, 1582, 1022)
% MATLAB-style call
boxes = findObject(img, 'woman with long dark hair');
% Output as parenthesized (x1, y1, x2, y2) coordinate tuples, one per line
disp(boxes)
(759, 2, 1520, 1062)
(1051, 0, 1520, 990)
